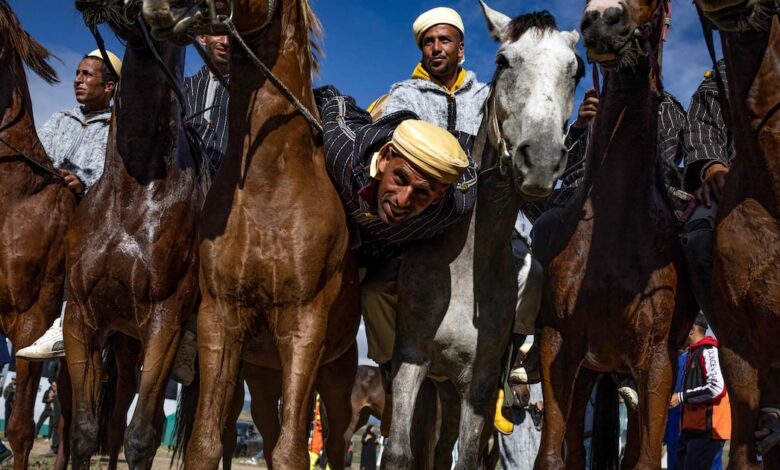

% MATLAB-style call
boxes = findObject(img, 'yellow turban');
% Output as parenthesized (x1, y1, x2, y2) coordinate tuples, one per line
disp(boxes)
(87, 49, 122, 79)
(412, 7, 465, 48)
(372, 120, 468, 185)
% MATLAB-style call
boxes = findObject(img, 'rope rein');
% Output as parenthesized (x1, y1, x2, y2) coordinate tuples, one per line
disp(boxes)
(221, 16, 323, 134)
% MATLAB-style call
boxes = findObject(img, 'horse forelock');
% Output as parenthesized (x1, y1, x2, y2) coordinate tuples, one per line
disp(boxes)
(0, 0, 58, 85)
(508, 10, 558, 41)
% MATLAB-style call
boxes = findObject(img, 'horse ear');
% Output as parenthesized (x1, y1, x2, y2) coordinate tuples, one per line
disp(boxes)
(479, 0, 511, 42)
(563, 30, 580, 49)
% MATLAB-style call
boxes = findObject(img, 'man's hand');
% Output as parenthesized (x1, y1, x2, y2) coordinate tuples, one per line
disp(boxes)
(572, 88, 599, 130)
(695, 163, 729, 207)
(59, 169, 84, 195)
(669, 393, 681, 409)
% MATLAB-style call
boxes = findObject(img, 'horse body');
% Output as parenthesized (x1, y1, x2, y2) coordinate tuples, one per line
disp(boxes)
(535, 2, 693, 468)
(694, 2, 780, 467)
(141, 1, 361, 468)
(383, 5, 580, 469)
(0, 3, 75, 468)
(64, 2, 202, 468)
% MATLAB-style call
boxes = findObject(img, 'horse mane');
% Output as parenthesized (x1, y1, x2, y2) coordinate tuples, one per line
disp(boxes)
(508, 10, 558, 40)
(291, 0, 323, 76)
(0, 0, 58, 84)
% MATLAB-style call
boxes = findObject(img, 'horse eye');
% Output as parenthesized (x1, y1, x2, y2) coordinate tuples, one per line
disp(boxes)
(496, 54, 510, 69)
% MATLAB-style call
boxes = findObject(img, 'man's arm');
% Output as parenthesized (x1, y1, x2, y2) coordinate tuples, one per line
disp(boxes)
(678, 346, 726, 405)
(683, 89, 730, 194)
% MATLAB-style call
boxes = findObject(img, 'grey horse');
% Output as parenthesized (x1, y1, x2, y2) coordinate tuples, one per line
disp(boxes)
(381, 3, 583, 469)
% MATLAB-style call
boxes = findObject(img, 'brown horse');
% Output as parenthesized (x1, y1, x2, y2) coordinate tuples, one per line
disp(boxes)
(63, 1, 205, 468)
(0, 2, 76, 468)
(140, 0, 361, 468)
(694, 1, 780, 468)
(345, 365, 385, 442)
(534, 0, 695, 468)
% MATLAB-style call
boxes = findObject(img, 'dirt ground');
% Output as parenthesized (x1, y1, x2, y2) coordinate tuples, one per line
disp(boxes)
(0, 438, 269, 470)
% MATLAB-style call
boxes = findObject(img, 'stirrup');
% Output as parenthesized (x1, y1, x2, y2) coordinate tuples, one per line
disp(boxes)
(493, 390, 514, 435)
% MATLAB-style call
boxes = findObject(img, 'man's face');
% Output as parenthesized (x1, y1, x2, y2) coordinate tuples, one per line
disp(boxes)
(375, 146, 449, 225)
(199, 35, 230, 67)
(73, 57, 114, 109)
(420, 24, 464, 82)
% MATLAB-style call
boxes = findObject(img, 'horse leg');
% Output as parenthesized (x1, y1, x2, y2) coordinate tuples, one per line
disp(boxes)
(272, 290, 338, 470)
(718, 342, 761, 469)
(63, 302, 103, 470)
(621, 404, 639, 469)
(184, 298, 246, 469)
(564, 368, 597, 470)
(381, 361, 429, 469)
(222, 372, 245, 470)
(633, 344, 673, 470)
(245, 364, 282, 469)
(409, 379, 438, 469)
(453, 370, 498, 470)
(54, 359, 72, 470)
(535, 326, 581, 470)
(316, 342, 358, 470)
(107, 336, 141, 470)
(124, 302, 185, 469)
(433, 380, 460, 470)
(6, 357, 42, 470)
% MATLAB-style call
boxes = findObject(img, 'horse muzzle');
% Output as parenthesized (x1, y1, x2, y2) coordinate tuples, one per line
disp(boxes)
(581, 5, 638, 68)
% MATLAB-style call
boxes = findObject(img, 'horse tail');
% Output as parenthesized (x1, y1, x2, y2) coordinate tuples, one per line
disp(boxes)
(590, 374, 620, 470)
(96, 341, 119, 456)
(171, 370, 199, 467)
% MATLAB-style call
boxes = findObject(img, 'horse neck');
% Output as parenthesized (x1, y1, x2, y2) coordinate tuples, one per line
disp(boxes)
(582, 59, 661, 214)
(473, 122, 523, 259)
(721, 27, 780, 212)
(226, 1, 319, 178)
(0, 54, 47, 163)
(109, 34, 187, 180)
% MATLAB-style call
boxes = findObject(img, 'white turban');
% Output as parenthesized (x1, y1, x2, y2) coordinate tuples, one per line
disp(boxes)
(412, 7, 465, 48)
(87, 49, 122, 79)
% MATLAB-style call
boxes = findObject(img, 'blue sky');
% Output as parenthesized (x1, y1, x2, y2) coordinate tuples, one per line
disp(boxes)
(11, 0, 721, 365)
(15, 0, 721, 122)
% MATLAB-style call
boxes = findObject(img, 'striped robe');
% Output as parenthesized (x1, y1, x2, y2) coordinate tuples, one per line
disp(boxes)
(315, 86, 478, 261)
(183, 66, 229, 176)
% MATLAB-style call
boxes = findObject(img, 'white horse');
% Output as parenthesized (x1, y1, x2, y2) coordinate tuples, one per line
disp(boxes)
(381, 3, 583, 469)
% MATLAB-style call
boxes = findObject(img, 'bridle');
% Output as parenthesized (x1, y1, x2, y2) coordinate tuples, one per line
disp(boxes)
(182, 0, 323, 134)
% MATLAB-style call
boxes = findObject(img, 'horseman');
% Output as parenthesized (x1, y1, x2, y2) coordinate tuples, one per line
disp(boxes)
(16, 49, 122, 360)
(173, 33, 231, 385)
(680, 60, 733, 324)
(366, 7, 540, 434)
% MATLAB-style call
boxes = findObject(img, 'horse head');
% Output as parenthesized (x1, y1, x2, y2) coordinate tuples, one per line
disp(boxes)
(580, 0, 665, 69)
(75, 0, 144, 40)
(695, 0, 777, 32)
(481, 2, 583, 199)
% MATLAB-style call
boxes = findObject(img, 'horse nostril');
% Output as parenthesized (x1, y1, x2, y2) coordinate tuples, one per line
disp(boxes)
(602, 7, 625, 26)
(520, 144, 532, 168)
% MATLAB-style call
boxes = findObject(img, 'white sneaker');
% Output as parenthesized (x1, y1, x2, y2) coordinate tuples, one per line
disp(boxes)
(16, 320, 64, 361)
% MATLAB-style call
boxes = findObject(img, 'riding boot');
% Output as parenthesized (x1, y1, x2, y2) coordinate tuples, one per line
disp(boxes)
(172, 315, 198, 385)
(379, 361, 392, 437)
(509, 336, 541, 385)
